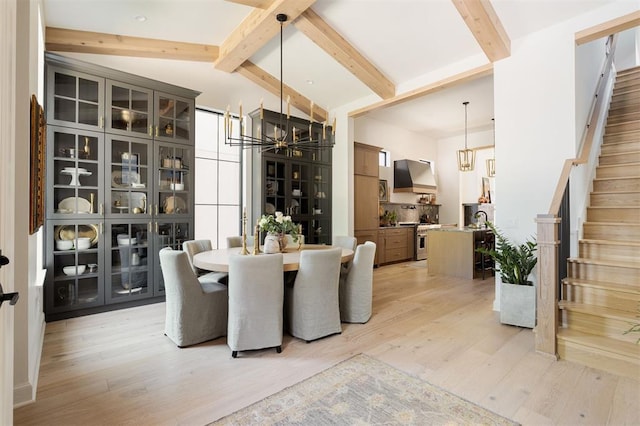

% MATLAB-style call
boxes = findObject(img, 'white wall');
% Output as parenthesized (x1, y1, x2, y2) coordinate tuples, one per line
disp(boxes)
(353, 116, 438, 205)
(13, 0, 46, 407)
(435, 128, 494, 225)
(492, 0, 639, 310)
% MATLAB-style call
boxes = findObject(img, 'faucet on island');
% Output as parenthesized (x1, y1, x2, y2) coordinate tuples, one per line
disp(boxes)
(474, 210, 488, 228)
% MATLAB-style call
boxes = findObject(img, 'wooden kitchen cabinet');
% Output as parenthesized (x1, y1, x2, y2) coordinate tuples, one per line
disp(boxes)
(377, 227, 413, 265)
(355, 175, 379, 230)
(354, 142, 380, 177)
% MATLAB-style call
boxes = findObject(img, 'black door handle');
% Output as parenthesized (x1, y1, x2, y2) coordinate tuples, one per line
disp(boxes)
(0, 251, 18, 307)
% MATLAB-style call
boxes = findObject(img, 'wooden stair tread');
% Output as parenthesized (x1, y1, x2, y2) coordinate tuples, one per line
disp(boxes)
(596, 161, 640, 169)
(558, 301, 639, 321)
(568, 256, 640, 269)
(590, 190, 640, 195)
(579, 238, 640, 247)
(562, 278, 640, 295)
(587, 205, 640, 209)
(557, 329, 640, 358)
(593, 176, 640, 181)
(583, 221, 640, 227)
(600, 150, 640, 158)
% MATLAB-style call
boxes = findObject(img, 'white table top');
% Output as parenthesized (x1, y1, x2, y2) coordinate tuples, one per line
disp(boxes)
(193, 245, 354, 272)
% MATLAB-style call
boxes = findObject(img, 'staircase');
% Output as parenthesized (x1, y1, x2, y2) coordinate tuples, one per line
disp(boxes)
(557, 66, 640, 380)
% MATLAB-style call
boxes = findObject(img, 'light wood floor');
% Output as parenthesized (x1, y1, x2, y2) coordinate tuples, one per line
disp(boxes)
(14, 261, 639, 425)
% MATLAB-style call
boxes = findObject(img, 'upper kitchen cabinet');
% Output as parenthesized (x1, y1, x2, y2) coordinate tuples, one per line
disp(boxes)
(106, 81, 153, 139)
(154, 92, 195, 144)
(354, 141, 380, 177)
(46, 65, 104, 132)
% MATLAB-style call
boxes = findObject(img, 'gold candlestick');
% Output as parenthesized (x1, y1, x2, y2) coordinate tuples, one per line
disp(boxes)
(297, 224, 303, 251)
(252, 224, 260, 255)
(240, 208, 249, 255)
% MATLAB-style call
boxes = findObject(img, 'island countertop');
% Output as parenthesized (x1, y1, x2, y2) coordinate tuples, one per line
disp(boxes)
(427, 227, 494, 279)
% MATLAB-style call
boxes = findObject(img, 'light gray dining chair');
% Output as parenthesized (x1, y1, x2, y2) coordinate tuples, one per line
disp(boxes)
(333, 235, 357, 275)
(226, 235, 255, 248)
(228, 253, 284, 358)
(339, 241, 376, 323)
(159, 247, 228, 347)
(286, 247, 342, 342)
(183, 239, 228, 285)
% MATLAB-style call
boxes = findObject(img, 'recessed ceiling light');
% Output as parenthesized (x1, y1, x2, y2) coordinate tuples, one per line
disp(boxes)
(306, 80, 314, 85)
(134, 15, 147, 22)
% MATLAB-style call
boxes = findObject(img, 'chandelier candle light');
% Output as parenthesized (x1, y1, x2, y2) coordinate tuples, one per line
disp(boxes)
(486, 118, 496, 177)
(457, 101, 475, 172)
(223, 13, 335, 152)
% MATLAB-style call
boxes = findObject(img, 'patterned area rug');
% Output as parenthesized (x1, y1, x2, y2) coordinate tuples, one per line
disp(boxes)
(211, 354, 518, 425)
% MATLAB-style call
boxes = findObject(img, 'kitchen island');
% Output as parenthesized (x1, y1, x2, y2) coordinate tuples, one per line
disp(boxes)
(427, 226, 494, 279)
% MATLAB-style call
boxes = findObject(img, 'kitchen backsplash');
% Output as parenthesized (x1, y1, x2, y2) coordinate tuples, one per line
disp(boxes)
(380, 203, 439, 224)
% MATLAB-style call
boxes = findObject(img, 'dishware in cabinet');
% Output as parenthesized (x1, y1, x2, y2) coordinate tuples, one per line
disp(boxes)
(106, 134, 152, 217)
(45, 64, 104, 131)
(156, 143, 192, 216)
(153, 220, 192, 295)
(45, 220, 104, 313)
(106, 80, 153, 138)
(105, 221, 152, 303)
(154, 92, 194, 144)
(47, 126, 104, 218)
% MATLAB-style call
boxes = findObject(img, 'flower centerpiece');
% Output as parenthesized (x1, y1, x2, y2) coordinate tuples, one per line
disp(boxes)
(259, 211, 300, 253)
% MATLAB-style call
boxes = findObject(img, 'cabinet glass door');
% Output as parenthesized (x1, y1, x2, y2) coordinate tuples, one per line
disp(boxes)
(46, 66, 104, 131)
(154, 220, 192, 295)
(264, 158, 286, 215)
(156, 143, 192, 216)
(47, 220, 103, 312)
(106, 222, 151, 302)
(106, 80, 153, 138)
(106, 135, 152, 218)
(311, 165, 331, 244)
(155, 92, 194, 143)
(48, 126, 103, 218)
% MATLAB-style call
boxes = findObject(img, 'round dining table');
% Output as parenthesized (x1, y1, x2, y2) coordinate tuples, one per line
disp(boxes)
(193, 245, 354, 272)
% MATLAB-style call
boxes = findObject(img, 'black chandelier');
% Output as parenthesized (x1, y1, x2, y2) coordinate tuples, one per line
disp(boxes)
(224, 13, 335, 152)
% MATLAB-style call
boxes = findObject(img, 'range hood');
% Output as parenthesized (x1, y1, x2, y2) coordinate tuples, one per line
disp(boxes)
(393, 159, 437, 194)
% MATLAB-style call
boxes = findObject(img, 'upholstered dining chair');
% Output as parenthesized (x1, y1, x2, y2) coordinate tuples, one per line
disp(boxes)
(227, 253, 284, 358)
(286, 247, 342, 342)
(183, 239, 228, 285)
(226, 235, 255, 248)
(333, 235, 357, 275)
(159, 247, 228, 347)
(339, 241, 376, 323)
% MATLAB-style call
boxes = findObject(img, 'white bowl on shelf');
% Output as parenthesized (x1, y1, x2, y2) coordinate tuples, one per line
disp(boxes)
(56, 240, 73, 250)
(117, 234, 137, 246)
(76, 237, 92, 250)
(170, 183, 184, 191)
(63, 265, 86, 276)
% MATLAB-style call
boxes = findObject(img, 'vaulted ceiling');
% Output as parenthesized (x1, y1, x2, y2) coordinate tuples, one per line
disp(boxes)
(42, 0, 634, 137)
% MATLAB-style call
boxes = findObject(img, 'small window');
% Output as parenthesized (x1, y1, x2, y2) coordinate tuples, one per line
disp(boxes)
(379, 150, 390, 167)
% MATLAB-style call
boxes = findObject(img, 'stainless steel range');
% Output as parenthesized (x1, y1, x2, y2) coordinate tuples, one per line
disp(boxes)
(398, 222, 430, 261)
(415, 224, 429, 260)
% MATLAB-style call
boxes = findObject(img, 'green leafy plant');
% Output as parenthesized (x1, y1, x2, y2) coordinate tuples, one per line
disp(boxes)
(476, 221, 537, 285)
(623, 305, 640, 344)
(259, 211, 300, 242)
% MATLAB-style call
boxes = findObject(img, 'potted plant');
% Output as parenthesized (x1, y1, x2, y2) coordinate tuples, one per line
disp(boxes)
(259, 211, 300, 253)
(476, 221, 537, 328)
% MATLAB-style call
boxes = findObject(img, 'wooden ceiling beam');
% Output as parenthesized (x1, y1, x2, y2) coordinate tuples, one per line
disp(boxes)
(225, 0, 271, 8)
(214, 0, 316, 73)
(294, 9, 395, 100)
(350, 63, 493, 118)
(451, 0, 510, 62)
(237, 61, 328, 122)
(45, 27, 218, 62)
(575, 10, 640, 45)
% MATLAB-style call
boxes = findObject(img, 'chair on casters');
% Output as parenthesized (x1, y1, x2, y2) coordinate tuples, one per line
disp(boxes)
(159, 247, 228, 347)
(183, 240, 228, 285)
(339, 241, 376, 323)
(227, 253, 284, 358)
(286, 247, 342, 342)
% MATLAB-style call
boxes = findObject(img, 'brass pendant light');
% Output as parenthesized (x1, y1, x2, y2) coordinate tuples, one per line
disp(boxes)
(486, 118, 496, 177)
(457, 101, 475, 172)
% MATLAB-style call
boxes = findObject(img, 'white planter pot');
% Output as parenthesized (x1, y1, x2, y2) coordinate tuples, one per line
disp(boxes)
(500, 282, 536, 328)
(263, 234, 281, 254)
